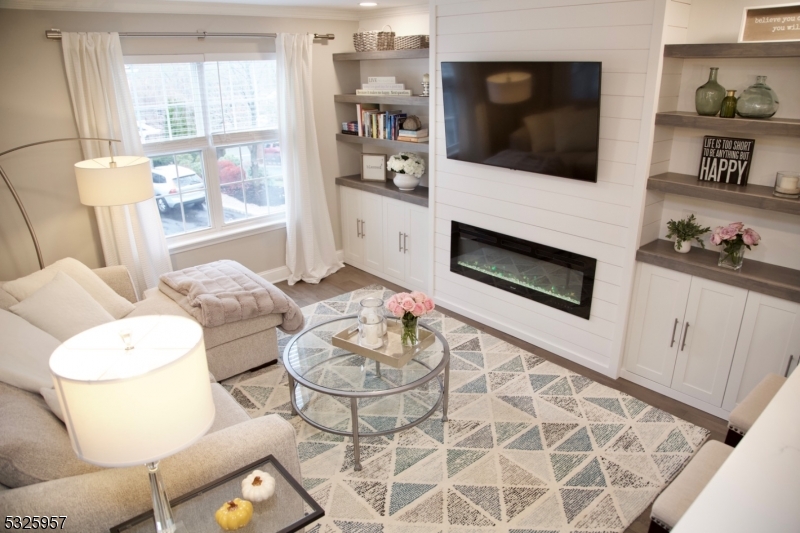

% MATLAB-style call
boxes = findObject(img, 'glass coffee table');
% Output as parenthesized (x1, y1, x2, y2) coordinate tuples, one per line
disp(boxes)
(283, 315, 450, 471)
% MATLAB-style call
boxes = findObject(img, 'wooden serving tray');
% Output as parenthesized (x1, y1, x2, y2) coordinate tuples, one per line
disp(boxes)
(331, 319, 435, 369)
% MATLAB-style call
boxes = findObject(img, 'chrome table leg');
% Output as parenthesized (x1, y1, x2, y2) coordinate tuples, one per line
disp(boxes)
(442, 359, 450, 422)
(375, 360, 382, 378)
(350, 397, 362, 471)
(287, 374, 297, 416)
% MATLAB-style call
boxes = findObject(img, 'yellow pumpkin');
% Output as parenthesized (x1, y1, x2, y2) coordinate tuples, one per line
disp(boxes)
(214, 498, 254, 531)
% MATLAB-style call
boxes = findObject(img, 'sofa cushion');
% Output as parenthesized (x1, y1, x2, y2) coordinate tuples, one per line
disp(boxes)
(729, 373, 786, 433)
(0, 381, 102, 488)
(208, 383, 249, 434)
(2, 257, 135, 319)
(10, 272, 114, 342)
(0, 310, 61, 392)
(0, 288, 18, 311)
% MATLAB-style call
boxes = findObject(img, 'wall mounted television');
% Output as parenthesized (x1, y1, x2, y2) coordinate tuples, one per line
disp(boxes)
(441, 61, 602, 183)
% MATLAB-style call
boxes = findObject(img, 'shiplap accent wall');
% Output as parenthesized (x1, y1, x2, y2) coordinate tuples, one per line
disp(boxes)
(430, 0, 670, 376)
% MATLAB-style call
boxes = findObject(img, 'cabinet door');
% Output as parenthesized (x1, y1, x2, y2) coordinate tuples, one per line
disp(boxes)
(722, 293, 800, 411)
(341, 187, 363, 268)
(404, 204, 429, 291)
(383, 198, 406, 280)
(624, 263, 692, 386)
(670, 277, 747, 406)
(361, 192, 384, 272)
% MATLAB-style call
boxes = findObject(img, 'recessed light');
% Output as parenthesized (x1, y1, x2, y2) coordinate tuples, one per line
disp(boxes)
(360, 2, 378, 6)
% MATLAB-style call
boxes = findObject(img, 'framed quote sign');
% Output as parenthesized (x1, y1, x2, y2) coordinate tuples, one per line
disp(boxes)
(361, 154, 386, 182)
(698, 136, 755, 186)
(739, 3, 800, 42)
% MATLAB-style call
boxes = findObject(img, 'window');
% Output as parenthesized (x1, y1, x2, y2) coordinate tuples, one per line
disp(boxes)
(125, 56, 284, 242)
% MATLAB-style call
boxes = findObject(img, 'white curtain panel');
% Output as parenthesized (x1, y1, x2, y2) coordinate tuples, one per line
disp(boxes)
(277, 33, 343, 285)
(62, 32, 172, 296)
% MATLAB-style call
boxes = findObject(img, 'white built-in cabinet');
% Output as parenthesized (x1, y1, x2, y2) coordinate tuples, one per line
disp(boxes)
(624, 263, 800, 414)
(340, 186, 429, 292)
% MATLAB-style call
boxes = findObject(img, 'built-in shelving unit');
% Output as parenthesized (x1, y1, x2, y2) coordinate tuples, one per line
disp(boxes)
(637, 240, 800, 303)
(654, 111, 800, 137)
(334, 94, 430, 105)
(648, 172, 800, 216)
(336, 133, 429, 153)
(333, 49, 429, 61)
(664, 41, 800, 58)
(335, 174, 428, 207)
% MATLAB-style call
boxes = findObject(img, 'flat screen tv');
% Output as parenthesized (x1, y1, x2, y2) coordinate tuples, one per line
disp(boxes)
(441, 61, 602, 183)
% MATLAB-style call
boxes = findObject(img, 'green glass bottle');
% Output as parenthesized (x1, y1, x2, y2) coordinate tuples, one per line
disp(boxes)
(719, 90, 737, 118)
(695, 67, 725, 116)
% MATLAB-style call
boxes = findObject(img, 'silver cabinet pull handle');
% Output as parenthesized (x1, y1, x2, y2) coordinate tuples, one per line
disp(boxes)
(680, 322, 690, 351)
(670, 318, 679, 348)
(398, 232, 403, 252)
(786, 355, 795, 377)
(403, 233, 408, 253)
(361, 220, 365, 238)
(356, 218, 360, 238)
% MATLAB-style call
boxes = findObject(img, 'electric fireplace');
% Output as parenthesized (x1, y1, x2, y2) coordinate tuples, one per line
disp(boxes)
(450, 221, 596, 319)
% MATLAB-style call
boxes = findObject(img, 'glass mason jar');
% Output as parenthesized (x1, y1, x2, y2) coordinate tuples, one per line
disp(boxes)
(400, 314, 420, 347)
(719, 90, 737, 118)
(773, 171, 800, 199)
(358, 297, 386, 349)
(695, 67, 725, 116)
(736, 76, 779, 119)
(718, 243, 746, 271)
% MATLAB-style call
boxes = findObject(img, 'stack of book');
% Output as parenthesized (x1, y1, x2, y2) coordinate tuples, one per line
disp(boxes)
(356, 104, 407, 140)
(356, 76, 412, 96)
(341, 121, 359, 135)
(397, 128, 428, 143)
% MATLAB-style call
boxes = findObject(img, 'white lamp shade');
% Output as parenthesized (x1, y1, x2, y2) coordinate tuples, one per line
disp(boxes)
(49, 315, 214, 467)
(74, 156, 154, 206)
(486, 72, 533, 104)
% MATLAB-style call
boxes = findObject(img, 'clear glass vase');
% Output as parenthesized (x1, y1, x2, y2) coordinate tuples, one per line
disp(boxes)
(736, 76, 779, 118)
(400, 314, 420, 346)
(718, 244, 746, 271)
(695, 67, 726, 116)
(358, 297, 386, 349)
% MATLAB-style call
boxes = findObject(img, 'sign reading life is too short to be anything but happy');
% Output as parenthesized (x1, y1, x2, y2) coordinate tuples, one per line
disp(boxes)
(698, 136, 755, 186)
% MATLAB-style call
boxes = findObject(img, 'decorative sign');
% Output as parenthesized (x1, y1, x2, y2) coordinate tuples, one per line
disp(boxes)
(361, 154, 386, 182)
(739, 3, 800, 42)
(698, 136, 755, 185)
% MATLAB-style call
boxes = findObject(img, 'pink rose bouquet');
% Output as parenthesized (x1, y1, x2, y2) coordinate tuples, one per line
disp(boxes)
(386, 291, 435, 346)
(711, 222, 761, 269)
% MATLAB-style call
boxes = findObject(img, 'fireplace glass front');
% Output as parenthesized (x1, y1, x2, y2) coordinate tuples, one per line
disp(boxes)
(450, 221, 596, 319)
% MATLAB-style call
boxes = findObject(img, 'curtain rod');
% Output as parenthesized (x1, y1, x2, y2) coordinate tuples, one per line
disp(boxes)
(45, 29, 334, 40)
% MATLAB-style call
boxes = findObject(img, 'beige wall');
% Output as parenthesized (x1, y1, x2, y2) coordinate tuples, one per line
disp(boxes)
(687, 0, 787, 42)
(0, 8, 359, 280)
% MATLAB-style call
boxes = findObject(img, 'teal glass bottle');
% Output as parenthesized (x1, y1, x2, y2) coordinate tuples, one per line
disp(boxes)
(736, 75, 779, 118)
(719, 90, 737, 118)
(695, 67, 725, 116)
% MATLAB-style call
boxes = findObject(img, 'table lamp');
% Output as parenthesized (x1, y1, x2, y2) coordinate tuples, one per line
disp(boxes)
(49, 315, 215, 533)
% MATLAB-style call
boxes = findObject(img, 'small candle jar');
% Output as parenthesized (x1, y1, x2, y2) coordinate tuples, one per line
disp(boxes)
(358, 297, 386, 349)
(773, 171, 800, 199)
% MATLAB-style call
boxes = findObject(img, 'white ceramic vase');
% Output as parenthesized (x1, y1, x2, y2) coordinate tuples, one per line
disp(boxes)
(393, 173, 421, 191)
(674, 240, 691, 254)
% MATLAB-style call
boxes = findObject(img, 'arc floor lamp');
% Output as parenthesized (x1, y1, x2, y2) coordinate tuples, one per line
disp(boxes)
(0, 138, 153, 269)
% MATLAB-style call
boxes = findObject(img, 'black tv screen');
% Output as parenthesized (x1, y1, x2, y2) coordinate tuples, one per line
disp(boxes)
(441, 61, 602, 183)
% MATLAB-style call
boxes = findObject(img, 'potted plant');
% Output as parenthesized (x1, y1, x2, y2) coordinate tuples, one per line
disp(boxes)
(666, 214, 710, 254)
(387, 152, 425, 191)
(711, 222, 761, 270)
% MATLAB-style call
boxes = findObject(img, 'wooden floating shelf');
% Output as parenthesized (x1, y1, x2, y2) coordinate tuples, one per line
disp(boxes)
(648, 172, 800, 216)
(655, 111, 800, 138)
(336, 133, 429, 153)
(333, 49, 429, 61)
(637, 240, 800, 304)
(335, 174, 428, 207)
(334, 94, 430, 106)
(664, 42, 800, 58)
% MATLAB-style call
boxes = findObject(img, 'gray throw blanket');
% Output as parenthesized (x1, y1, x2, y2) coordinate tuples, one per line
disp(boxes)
(159, 260, 304, 333)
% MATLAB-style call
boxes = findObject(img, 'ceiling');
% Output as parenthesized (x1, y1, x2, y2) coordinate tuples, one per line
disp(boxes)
(0, 0, 429, 19)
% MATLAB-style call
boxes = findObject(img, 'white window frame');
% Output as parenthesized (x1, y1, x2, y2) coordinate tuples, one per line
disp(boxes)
(125, 53, 285, 253)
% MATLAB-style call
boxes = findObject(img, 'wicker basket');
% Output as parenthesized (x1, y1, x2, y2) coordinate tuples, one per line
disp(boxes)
(353, 25, 395, 52)
(395, 35, 430, 50)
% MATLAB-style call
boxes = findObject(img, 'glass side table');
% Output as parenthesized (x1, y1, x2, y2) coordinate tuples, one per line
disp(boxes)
(110, 455, 323, 533)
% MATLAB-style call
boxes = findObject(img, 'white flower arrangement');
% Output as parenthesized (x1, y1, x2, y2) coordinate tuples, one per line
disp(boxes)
(387, 152, 425, 178)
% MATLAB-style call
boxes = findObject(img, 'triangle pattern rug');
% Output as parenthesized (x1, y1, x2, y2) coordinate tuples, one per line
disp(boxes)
(223, 285, 710, 532)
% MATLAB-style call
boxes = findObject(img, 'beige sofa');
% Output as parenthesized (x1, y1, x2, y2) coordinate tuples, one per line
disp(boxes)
(0, 265, 301, 533)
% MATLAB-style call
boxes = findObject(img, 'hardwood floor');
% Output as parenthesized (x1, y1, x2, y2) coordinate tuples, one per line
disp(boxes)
(275, 265, 728, 533)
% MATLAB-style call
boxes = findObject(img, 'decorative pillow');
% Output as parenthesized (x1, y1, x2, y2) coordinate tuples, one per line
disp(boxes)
(39, 387, 64, 422)
(2, 257, 135, 319)
(0, 381, 101, 488)
(0, 287, 18, 311)
(9, 272, 114, 342)
(0, 310, 60, 393)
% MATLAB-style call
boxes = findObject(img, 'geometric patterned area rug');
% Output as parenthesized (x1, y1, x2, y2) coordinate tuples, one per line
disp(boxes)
(223, 285, 710, 532)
